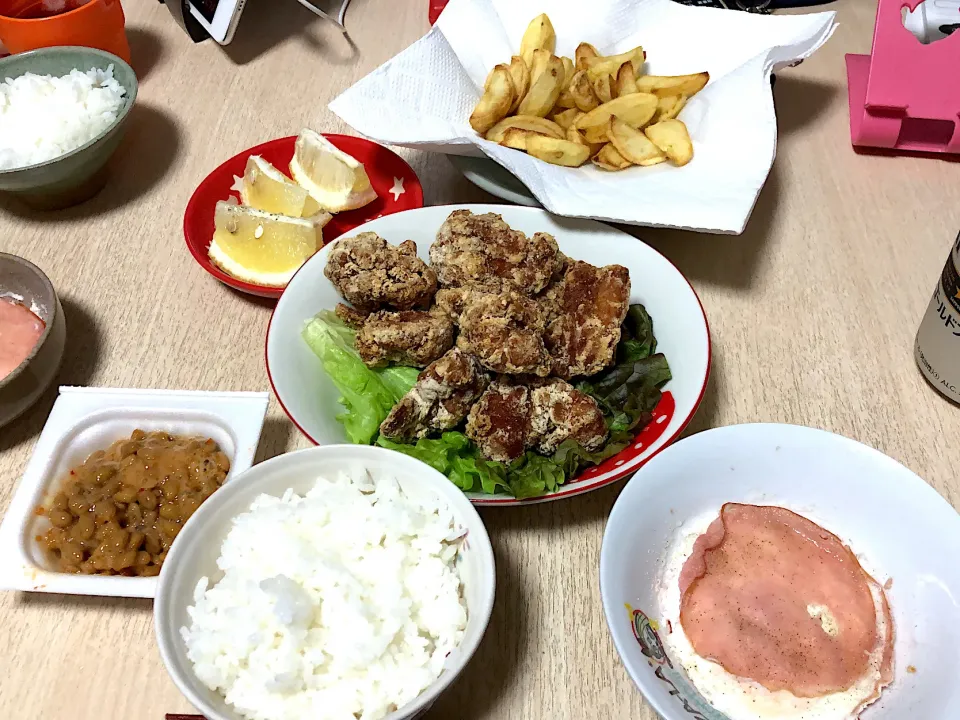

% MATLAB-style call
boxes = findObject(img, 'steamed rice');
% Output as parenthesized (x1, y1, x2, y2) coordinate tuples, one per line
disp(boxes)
(181, 468, 468, 720)
(0, 66, 127, 171)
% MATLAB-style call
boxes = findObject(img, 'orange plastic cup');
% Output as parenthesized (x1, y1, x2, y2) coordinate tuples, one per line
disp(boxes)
(0, 0, 130, 63)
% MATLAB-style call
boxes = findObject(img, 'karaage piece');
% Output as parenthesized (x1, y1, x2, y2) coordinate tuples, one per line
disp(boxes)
(324, 232, 437, 311)
(529, 378, 608, 454)
(355, 310, 454, 368)
(545, 261, 631, 379)
(433, 287, 470, 320)
(466, 380, 535, 463)
(379, 349, 490, 441)
(535, 252, 572, 323)
(334, 302, 368, 328)
(442, 288, 551, 376)
(466, 377, 609, 463)
(430, 210, 564, 294)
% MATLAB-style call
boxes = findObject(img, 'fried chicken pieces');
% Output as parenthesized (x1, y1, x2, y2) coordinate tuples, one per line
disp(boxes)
(354, 309, 454, 369)
(325, 232, 437, 312)
(380, 349, 489, 440)
(544, 261, 631, 379)
(465, 378, 608, 462)
(325, 211, 633, 464)
(436, 288, 551, 376)
(431, 210, 565, 293)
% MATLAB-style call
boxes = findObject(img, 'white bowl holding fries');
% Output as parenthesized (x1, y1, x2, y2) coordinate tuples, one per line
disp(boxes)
(330, 0, 837, 233)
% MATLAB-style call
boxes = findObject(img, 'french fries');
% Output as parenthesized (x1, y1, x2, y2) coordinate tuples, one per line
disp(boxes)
(593, 143, 632, 170)
(583, 46, 645, 80)
(501, 128, 534, 151)
(592, 73, 614, 104)
(575, 93, 658, 143)
(644, 119, 694, 167)
(554, 56, 578, 108)
(519, 53, 564, 117)
(507, 56, 530, 112)
(469, 64, 516, 134)
(654, 94, 687, 122)
(468, 13, 707, 170)
(615, 62, 637, 98)
(486, 115, 566, 142)
(567, 126, 605, 156)
(550, 108, 582, 130)
(526, 135, 591, 167)
(520, 13, 556, 68)
(575, 42, 599, 70)
(569, 70, 599, 112)
(561, 56, 575, 87)
(635, 72, 709, 97)
(607, 116, 665, 165)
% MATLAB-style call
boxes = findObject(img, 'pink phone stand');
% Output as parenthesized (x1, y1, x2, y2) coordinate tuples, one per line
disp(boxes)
(847, 0, 960, 154)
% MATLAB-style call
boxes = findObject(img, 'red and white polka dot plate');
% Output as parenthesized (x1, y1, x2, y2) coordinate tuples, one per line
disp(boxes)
(266, 205, 710, 506)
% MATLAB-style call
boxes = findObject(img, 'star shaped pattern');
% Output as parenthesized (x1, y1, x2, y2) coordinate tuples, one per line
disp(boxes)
(389, 176, 405, 201)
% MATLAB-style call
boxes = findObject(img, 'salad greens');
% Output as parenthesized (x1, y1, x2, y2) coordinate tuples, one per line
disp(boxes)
(302, 311, 418, 444)
(303, 304, 671, 498)
(577, 304, 671, 433)
(377, 431, 633, 499)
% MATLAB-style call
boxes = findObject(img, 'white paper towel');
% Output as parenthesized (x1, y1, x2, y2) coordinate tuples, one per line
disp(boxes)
(329, 0, 836, 234)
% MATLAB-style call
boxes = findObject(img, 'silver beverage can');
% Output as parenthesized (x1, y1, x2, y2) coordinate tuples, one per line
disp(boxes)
(915, 232, 960, 403)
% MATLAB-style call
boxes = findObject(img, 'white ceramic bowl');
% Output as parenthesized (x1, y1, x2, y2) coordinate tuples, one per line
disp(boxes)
(154, 444, 496, 720)
(266, 203, 710, 506)
(600, 423, 960, 720)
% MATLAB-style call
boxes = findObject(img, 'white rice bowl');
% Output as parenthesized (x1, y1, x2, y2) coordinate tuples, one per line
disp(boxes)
(180, 467, 470, 720)
(0, 66, 127, 171)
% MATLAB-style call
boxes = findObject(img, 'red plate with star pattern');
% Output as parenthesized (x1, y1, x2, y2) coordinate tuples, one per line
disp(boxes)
(184, 135, 424, 298)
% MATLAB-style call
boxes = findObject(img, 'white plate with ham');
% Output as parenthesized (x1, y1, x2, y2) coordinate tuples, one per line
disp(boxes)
(600, 423, 960, 720)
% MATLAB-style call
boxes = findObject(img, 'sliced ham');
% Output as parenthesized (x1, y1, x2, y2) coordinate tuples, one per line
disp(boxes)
(0, 299, 44, 380)
(679, 503, 893, 698)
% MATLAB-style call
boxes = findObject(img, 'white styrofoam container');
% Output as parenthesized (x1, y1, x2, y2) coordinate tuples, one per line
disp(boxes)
(0, 387, 269, 598)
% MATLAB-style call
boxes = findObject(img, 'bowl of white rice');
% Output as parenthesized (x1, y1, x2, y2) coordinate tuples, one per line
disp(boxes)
(0, 45, 136, 209)
(154, 444, 496, 720)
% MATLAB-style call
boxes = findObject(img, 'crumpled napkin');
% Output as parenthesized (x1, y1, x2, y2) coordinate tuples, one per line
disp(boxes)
(330, 0, 836, 234)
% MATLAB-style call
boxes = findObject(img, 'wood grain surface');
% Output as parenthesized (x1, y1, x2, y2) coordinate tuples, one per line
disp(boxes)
(1, 1, 958, 718)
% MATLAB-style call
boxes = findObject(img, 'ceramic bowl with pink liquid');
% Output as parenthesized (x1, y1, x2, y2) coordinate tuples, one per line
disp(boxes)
(0, 252, 65, 427)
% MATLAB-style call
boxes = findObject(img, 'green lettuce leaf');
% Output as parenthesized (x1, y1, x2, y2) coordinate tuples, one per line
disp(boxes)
(617, 303, 657, 363)
(378, 365, 421, 399)
(378, 430, 632, 499)
(302, 310, 419, 445)
(450, 453, 511, 496)
(550, 430, 633, 477)
(376, 432, 512, 495)
(579, 354, 672, 432)
(578, 304, 672, 434)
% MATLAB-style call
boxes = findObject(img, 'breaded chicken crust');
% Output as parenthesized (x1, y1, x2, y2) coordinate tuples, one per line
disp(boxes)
(380, 349, 490, 440)
(430, 210, 563, 294)
(466, 377, 608, 462)
(355, 310, 454, 368)
(325, 233, 437, 311)
(437, 287, 551, 376)
(545, 261, 631, 379)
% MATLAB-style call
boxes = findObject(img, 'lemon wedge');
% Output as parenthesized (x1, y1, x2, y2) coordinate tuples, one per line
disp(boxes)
(239, 155, 323, 218)
(208, 201, 329, 287)
(289, 129, 377, 213)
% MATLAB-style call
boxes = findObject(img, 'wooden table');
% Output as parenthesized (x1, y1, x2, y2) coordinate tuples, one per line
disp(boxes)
(1, 0, 958, 718)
